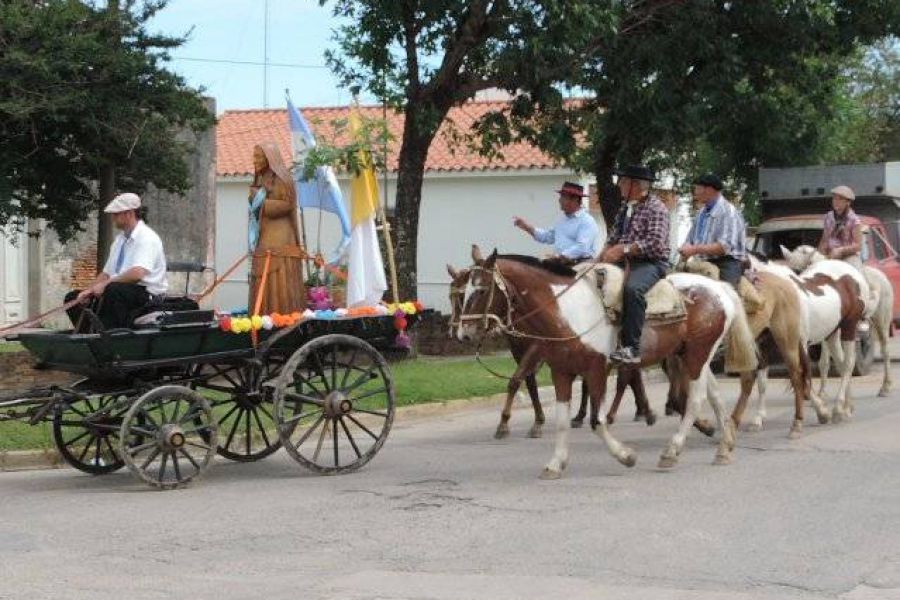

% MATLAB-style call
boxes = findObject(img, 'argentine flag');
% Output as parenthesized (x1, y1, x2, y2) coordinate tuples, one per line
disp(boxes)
(287, 95, 352, 264)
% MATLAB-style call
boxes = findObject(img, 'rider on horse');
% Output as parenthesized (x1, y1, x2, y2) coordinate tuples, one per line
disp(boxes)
(818, 185, 864, 272)
(600, 165, 670, 365)
(678, 173, 747, 289)
(513, 181, 601, 266)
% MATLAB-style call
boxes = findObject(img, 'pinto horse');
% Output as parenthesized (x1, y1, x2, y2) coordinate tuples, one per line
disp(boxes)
(747, 247, 871, 424)
(779, 246, 893, 398)
(456, 252, 758, 477)
(447, 246, 656, 439)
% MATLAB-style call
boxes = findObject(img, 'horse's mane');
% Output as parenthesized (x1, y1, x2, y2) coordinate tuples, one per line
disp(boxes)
(496, 254, 577, 278)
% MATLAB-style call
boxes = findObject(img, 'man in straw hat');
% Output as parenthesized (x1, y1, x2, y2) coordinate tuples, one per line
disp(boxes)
(601, 164, 670, 365)
(817, 185, 864, 271)
(65, 192, 167, 330)
(513, 181, 601, 265)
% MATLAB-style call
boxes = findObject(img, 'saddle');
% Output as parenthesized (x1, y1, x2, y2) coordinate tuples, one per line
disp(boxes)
(575, 264, 686, 325)
(680, 259, 766, 314)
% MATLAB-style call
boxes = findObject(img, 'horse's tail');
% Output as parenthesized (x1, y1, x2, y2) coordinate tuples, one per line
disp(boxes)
(721, 284, 759, 373)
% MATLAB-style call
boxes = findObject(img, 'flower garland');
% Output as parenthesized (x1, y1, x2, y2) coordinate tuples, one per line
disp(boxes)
(217, 300, 425, 348)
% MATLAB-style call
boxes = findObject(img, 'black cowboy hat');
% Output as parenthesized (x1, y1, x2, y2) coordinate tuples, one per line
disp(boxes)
(555, 181, 589, 198)
(614, 164, 656, 182)
(692, 173, 723, 191)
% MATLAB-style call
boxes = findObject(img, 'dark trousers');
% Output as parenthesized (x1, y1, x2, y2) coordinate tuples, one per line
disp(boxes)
(65, 282, 150, 330)
(709, 257, 744, 289)
(621, 260, 668, 351)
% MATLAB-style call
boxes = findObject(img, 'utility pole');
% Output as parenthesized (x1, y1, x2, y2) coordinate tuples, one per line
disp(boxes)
(97, 0, 119, 270)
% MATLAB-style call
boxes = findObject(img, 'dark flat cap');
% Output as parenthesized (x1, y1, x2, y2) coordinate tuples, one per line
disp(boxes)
(614, 164, 656, 182)
(693, 173, 723, 190)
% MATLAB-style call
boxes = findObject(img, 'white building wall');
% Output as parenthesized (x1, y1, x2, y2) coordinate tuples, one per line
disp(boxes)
(0, 229, 29, 326)
(214, 168, 593, 314)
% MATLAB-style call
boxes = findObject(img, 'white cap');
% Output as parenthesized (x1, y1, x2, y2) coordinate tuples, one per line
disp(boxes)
(830, 185, 855, 202)
(103, 192, 141, 213)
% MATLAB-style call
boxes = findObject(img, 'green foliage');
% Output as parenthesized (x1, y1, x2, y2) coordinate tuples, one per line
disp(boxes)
(0, 0, 214, 242)
(300, 112, 393, 179)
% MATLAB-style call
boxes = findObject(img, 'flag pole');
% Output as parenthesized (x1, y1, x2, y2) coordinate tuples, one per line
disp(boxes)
(371, 91, 399, 303)
(287, 89, 314, 277)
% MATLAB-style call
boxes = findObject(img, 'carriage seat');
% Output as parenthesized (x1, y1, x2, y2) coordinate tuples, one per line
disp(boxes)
(575, 264, 686, 324)
(129, 261, 211, 328)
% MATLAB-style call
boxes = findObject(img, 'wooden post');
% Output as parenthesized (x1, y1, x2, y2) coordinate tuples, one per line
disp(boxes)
(377, 207, 400, 304)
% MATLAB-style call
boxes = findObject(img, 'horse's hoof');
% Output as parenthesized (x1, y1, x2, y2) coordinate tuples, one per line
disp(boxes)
(831, 408, 845, 424)
(645, 412, 657, 427)
(539, 468, 562, 480)
(697, 422, 716, 438)
(606, 413, 616, 426)
(617, 449, 637, 468)
(527, 426, 543, 439)
(746, 418, 763, 433)
(664, 405, 675, 416)
(878, 388, 890, 398)
(713, 452, 732, 466)
(632, 413, 642, 422)
(494, 427, 510, 440)
(658, 454, 678, 469)
(816, 411, 831, 425)
(570, 418, 584, 429)
(788, 421, 803, 440)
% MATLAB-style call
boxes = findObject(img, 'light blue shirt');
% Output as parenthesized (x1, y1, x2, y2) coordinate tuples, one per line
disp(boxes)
(686, 194, 747, 260)
(533, 209, 601, 259)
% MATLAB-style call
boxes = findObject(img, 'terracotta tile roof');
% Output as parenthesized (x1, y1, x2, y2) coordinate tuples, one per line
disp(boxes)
(216, 101, 560, 177)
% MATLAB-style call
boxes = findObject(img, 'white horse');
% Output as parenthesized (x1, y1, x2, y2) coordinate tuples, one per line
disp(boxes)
(781, 245, 893, 397)
(746, 246, 871, 428)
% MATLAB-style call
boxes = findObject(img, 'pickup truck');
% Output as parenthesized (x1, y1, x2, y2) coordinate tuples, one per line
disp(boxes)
(749, 213, 900, 375)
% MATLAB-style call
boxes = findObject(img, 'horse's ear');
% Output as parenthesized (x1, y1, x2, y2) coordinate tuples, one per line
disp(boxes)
(446, 264, 460, 280)
(485, 248, 499, 266)
(471, 244, 484, 265)
(779, 245, 792, 260)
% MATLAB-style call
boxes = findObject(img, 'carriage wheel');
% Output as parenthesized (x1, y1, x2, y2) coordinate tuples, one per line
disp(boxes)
(189, 356, 284, 462)
(52, 393, 128, 475)
(119, 386, 217, 490)
(273, 334, 395, 474)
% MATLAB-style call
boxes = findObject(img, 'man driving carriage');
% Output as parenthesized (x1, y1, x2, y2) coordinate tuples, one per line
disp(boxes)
(600, 165, 670, 365)
(513, 181, 601, 265)
(65, 192, 167, 330)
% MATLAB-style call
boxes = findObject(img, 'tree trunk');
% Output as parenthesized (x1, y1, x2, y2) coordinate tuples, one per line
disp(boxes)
(392, 103, 437, 300)
(97, 164, 115, 271)
(593, 132, 622, 230)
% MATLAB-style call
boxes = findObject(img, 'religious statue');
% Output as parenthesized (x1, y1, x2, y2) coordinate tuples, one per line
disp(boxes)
(248, 142, 306, 315)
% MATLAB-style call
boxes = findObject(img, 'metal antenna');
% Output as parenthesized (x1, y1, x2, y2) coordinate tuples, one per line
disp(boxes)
(263, 0, 269, 107)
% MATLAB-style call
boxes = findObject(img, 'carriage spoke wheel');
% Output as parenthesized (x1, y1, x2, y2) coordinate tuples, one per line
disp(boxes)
(274, 334, 395, 474)
(53, 392, 128, 475)
(120, 386, 217, 490)
(189, 356, 284, 462)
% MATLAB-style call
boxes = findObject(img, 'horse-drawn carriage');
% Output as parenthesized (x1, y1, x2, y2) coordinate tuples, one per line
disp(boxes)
(0, 304, 421, 489)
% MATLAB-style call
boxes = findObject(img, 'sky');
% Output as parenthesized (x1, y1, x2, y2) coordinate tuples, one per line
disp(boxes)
(147, 0, 368, 114)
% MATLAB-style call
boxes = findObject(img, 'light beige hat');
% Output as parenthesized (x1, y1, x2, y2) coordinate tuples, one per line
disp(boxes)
(830, 185, 855, 201)
(104, 192, 141, 213)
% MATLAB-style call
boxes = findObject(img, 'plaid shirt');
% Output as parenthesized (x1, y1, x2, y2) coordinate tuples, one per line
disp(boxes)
(608, 194, 670, 261)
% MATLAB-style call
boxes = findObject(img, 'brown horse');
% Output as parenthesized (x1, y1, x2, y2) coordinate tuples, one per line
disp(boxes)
(448, 248, 656, 440)
(456, 252, 758, 477)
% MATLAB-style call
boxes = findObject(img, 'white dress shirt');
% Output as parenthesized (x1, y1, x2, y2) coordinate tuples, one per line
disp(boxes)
(102, 220, 168, 296)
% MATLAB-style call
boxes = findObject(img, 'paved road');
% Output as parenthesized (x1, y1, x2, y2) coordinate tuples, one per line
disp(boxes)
(2, 360, 899, 599)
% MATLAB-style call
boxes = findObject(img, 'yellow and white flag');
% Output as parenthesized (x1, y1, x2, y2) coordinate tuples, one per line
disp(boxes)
(346, 110, 388, 307)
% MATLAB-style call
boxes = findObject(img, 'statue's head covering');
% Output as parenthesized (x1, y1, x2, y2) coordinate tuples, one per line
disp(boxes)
(254, 142, 297, 205)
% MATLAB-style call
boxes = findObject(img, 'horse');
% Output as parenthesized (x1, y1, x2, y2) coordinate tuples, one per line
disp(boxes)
(447, 246, 656, 440)
(745, 246, 872, 425)
(456, 251, 758, 478)
(675, 259, 816, 438)
(780, 244, 892, 397)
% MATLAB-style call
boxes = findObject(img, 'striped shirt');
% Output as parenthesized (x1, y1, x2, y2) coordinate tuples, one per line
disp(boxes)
(608, 194, 670, 261)
(686, 195, 747, 260)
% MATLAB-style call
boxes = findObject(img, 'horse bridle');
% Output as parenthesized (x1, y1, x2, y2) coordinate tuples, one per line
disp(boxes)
(448, 264, 514, 335)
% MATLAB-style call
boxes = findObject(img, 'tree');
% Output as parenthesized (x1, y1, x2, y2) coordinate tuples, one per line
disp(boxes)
(320, 0, 617, 298)
(467, 1, 900, 223)
(0, 0, 214, 262)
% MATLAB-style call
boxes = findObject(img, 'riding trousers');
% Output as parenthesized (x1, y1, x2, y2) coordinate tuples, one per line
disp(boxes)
(65, 282, 151, 331)
(708, 256, 744, 289)
(620, 259, 668, 351)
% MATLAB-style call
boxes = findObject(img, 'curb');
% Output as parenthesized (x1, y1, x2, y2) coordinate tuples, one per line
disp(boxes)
(1, 370, 669, 473)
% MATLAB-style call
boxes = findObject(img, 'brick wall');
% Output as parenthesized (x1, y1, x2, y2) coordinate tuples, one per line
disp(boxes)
(69, 243, 98, 291)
